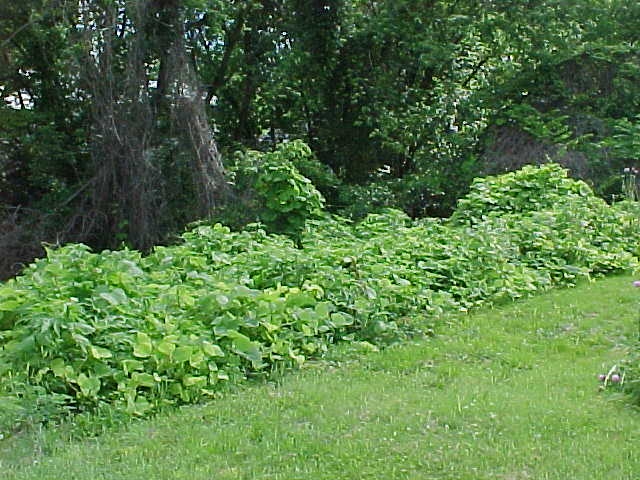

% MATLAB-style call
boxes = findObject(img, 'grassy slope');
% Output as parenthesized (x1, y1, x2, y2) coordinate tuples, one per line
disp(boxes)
(3, 274, 640, 479)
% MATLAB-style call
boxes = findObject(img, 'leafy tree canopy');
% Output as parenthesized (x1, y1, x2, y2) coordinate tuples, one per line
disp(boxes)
(1, 0, 639, 277)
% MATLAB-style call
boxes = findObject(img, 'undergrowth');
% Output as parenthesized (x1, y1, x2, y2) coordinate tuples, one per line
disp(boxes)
(1, 163, 640, 435)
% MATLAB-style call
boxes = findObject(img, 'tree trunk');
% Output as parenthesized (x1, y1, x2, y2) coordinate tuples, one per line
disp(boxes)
(78, 0, 227, 250)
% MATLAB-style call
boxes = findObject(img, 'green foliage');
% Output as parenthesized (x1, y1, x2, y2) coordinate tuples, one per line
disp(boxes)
(279, 140, 341, 205)
(601, 115, 640, 164)
(255, 142, 326, 239)
(336, 173, 452, 220)
(6, 276, 640, 479)
(497, 105, 574, 145)
(336, 181, 397, 220)
(2, 163, 640, 433)
(0, 232, 342, 423)
(5, 0, 640, 271)
(215, 141, 335, 231)
(451, 163, 593, 224)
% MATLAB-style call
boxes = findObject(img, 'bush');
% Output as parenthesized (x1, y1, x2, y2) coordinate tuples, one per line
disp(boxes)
(215, 141, 327, 239)
(336, 182, 398, 220)
(451, 163, 594, 224)
(255, 144, 325, 240)
(2, 163, 640, 432)
(274, 140, 341, 205)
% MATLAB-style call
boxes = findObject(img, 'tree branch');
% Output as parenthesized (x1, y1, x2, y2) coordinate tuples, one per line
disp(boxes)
(461, 57, 489, 89)
(205, 9, 246, 104)
(1, 20, 35, 49)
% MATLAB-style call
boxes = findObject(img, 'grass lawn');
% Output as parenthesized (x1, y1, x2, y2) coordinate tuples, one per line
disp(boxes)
(2, 274, 640, 479)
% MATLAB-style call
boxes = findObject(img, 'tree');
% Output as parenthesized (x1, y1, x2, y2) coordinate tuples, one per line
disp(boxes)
(0, 0, 231, 278)
(2, 0, 640, 279)
(76, 0, 227, 250)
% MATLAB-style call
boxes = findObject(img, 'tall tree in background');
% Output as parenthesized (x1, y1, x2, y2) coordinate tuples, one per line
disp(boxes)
(0, 1, 90, 278)
(77, 0, 227, 249)
(0, 1, 85, 207)
(0, 0, 230, 277)
(1, 0, 640, 278)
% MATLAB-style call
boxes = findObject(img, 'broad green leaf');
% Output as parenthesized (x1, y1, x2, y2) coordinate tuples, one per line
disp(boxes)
(186, 271, 213, 282)
(157, 339, 176, 357)
(169, 383, 183, 396)
(72, 333, 90, 350)
(228, 331, 264, 368)
(262, 321, 280, 332)
(76, 373, 101, 397)
(285, 292, 316, 308)
(296, 308, 317, 323)
(173, 346, 193, 363)
(202, 341, 225, 357)
(189, 349, 205, 368)
(122, 359, 144, 375)
(120, 260, 144, 277)
(93, 363, 112, 378)
(330, 312, 354, 327)
(176, 288, 196, 307)
(98, 288, 129, 306)
(213, 325, 232, 337)
(232, 285, 257, 297)
(315, 302, 334, 318)
(69, 322, 95, 335)
(90, 345, 113, 359)
(215, 294, 230, 307)
(50, 358, 67, 377)
(182, 376, 207, 387)
(301, 324, 315, 336)
(131, 372, 156, 388)
(133, 332, 153, 358)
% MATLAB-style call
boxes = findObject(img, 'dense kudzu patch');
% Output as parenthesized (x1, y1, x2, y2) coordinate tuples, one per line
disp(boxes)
(1, 163, 639, 430)
(451, 163, 594, 224)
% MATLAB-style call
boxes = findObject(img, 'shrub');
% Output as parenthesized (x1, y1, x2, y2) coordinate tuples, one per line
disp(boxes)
(217, 141, 327, 239)
(336, 182, 398, 220)
(255, 146, 325, 241)
(2, 163, 640, 431)
(274, 140, 341, 205)
(451, 163, 594, 224)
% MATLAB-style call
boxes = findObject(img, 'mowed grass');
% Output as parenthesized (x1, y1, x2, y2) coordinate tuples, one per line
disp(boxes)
(3, 274, 640, 479)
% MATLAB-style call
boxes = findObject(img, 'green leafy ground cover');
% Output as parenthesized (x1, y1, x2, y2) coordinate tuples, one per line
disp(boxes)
(2, 275, 640, 479)
(1, 164, 640, 431)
